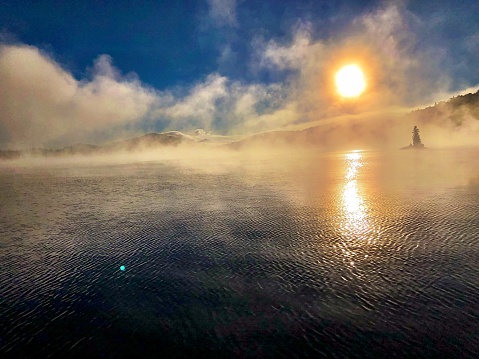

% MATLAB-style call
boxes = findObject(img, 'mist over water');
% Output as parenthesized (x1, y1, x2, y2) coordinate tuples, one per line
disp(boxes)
(1, 148, 479, 358)
(2, 0, 478, 356)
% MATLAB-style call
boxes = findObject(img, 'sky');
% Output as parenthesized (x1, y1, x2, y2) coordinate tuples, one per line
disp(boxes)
(0, 0, 478, 149)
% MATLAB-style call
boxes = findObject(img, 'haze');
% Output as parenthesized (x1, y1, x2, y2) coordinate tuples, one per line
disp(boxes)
(0, 1, 478, 153)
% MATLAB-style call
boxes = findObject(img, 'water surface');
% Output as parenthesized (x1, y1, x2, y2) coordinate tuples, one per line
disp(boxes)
(1, 149, 478, 358)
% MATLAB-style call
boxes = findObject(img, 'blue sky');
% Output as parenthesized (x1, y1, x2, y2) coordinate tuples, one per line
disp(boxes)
(0, 0, 478, 148)
(1, 0, 379, 88)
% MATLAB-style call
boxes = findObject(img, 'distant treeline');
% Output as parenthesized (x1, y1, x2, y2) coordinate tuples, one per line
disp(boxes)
(0, 132, 194, 160)
(409, 89, 479, 126)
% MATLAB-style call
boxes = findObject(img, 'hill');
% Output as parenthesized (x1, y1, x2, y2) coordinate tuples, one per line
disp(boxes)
(408, 90, 479, 126)
(103, 131, 194, 151)
(2, 90, 478, 159)
(0, 131, 195, 160)
(228, 89, 479, 150)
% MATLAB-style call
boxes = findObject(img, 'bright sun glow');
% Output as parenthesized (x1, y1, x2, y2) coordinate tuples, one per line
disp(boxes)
(335, 64, 366, 98)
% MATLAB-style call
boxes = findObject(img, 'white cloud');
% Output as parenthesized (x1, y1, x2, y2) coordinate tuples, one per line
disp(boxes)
(0, 4, 472, 149)
(0, 44, 289, 148)
(0, 45, 159, 148)
(251, 3, 458, 126)
(258, 25, 316, 71)
(156, 74, 287, 134)
(163, 74, 227, 123)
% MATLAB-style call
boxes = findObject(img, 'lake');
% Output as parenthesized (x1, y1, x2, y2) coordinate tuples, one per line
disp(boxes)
(1, 149, 478, 358)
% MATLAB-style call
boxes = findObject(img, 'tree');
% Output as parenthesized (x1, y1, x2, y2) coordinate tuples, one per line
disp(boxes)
(412, 126, 422, 146)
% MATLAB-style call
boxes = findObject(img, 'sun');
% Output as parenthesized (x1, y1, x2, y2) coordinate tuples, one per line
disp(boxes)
(335, 64, 366, 98)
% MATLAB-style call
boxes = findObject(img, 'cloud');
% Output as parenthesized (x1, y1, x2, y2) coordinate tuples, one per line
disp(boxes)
(207, 0, 237, 27)
(156, 74, 287, 135)
(250, 3, 464, 127)
(0, 43, 287, 148)
(353, 4, 452, 105)
(1, 3, 477, 150)
(0, 44, 159, 148)
(258, 24, 315, 71)
(175, 3, 477, 136)
(162, 74, 227, 125)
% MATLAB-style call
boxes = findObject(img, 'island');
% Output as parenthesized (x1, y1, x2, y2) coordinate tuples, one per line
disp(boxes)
(401, 126, 426, 150)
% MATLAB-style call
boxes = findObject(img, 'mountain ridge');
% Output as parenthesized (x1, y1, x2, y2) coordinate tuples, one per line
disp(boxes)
(2, 89, 478, 159)
(0, 131, 196, 159)
(228, 89, 479, 150)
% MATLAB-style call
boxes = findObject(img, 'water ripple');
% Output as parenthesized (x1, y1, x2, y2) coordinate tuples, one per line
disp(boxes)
(1, 152, 479, 357)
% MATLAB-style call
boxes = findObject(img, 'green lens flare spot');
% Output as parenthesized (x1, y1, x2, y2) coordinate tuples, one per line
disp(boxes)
(120, 265, 126, 271)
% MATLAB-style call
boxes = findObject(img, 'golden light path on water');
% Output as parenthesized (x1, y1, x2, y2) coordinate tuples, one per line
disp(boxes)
(339, 151, 373, 267)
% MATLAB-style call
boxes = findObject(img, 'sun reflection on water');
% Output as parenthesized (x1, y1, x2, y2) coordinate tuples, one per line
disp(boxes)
(338, 151, 374, 267)
(342, 152, 367, 234)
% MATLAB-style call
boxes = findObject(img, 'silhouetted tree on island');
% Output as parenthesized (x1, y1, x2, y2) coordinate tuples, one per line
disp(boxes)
(401, 125, 425, 149)
(412, 126, 423, 146)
